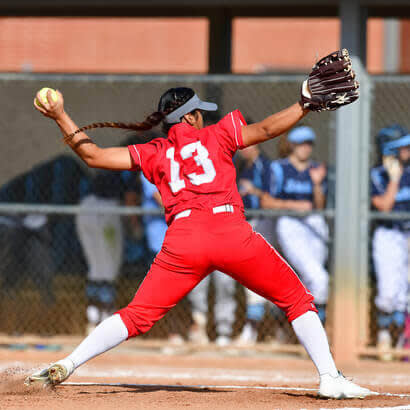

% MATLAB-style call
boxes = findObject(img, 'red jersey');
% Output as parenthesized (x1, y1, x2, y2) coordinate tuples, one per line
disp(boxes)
(128, 110, 247, 224)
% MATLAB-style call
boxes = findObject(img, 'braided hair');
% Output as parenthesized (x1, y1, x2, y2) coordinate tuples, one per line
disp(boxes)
(65, 87, 196, 141)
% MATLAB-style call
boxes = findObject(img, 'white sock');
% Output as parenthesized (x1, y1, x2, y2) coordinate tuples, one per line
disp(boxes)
(67, 314, 129, 369)
(291, 311, 338, 377)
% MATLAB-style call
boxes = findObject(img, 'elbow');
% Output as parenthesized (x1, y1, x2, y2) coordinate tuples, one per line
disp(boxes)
(85, 157, 100, 169)
(80, 154, 94, 168)
(373, 201, 392, 213)
(261, 124, 276, 140)
(82, 146, 103, 168)
(254, 122, 274, 142)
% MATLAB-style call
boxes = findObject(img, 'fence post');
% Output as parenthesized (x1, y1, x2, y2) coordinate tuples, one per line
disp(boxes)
(332, 57, 371, 363)
(357, 67, 372, 352)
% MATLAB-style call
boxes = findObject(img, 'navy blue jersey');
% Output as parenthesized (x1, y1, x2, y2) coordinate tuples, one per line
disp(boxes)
(239, 155, 271, 209)
(268, 158, 327, 201)
(91, 170, 137, 200)
(370, 165, 410, 230)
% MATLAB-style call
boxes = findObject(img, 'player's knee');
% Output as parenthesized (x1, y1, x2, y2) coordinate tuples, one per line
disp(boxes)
(116, 305, 159, 339)
(283, 292, 317, 323)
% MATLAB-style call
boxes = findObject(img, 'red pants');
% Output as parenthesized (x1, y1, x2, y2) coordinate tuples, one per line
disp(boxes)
(118, 209, 316, 338)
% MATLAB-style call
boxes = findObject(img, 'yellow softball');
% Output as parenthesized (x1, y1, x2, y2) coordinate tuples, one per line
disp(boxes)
(35, 87, 58, 108)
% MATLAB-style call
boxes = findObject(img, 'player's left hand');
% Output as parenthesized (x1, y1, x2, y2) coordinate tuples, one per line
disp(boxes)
(34, 90, 65, 120)
(300, 49, 360, 112)
(309, 164, 327, 185)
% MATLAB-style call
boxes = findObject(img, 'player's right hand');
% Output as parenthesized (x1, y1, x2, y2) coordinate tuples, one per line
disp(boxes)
(34, 90, 65, 121)
(383, 155, 403, 183)
(309, 164, 327, 186)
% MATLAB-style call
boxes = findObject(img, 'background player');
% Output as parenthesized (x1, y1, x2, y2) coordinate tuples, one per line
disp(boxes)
(371, 125, 410, 360)
(76, 168, 137, 334)
(261, 126, 329, 323)
(188, 270, 237, 346)
(27, 73, 372, 398)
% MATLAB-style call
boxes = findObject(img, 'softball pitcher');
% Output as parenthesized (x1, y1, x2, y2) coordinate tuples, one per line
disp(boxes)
(27, 50, 373, 399)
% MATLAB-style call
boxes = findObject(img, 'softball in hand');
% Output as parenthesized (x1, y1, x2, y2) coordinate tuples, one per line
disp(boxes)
(35, 87, 59, 108)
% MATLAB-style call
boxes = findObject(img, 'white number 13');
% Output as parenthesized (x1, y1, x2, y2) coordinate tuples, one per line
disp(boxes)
(166, 141, 216, 193)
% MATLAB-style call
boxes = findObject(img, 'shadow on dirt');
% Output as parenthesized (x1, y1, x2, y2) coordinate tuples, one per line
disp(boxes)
(72, 384, 230, 395)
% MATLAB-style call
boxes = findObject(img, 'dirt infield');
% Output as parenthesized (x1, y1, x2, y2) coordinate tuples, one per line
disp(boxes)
(0, 345, 409, 410)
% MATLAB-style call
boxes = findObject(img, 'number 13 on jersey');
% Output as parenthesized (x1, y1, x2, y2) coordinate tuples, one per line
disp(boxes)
(166, 141, 216, 193)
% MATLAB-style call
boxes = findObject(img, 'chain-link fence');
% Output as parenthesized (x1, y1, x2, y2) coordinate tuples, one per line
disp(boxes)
(0, 73, 408, 360)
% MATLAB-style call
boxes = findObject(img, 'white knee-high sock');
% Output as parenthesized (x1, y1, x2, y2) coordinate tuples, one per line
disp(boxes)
(291, 311, 338, 377)
(66, 314, 129, 369)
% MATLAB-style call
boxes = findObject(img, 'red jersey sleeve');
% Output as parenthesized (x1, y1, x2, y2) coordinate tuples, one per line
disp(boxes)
(215, 110, 247, 154)
(128, 138, 163, 182)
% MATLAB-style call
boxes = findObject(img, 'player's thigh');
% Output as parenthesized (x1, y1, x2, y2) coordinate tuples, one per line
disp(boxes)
(277, 216, 310, 247)
(305, 215, 329, 263)
(373, 227, 407, 280)
(276, 216, 311, 262)
(126, 221, 210, 311)
(220, 228, 314, 320)
(131, 263, 203, 309)
(119, 258, 206, 336)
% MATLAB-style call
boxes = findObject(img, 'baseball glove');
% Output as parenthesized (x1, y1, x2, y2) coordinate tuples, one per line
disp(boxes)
(300, 49, 360, 112)
(382, 155, 402, 182)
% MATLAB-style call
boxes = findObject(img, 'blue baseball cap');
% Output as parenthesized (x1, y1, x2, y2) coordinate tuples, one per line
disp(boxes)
(377, 124, 409, 156)
(383, 134, 410, 155)
(287, 126, 316, 144)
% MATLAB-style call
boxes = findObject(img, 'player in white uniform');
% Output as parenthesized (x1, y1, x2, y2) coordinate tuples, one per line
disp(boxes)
(76, 170, 137, 333)
(370, 125, 410, 360)
(261, 126, 329, 323)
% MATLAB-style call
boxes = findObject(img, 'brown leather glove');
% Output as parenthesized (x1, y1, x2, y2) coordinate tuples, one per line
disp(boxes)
(300, 49, 360, 112)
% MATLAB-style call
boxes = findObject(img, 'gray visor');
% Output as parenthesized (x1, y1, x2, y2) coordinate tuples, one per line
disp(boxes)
(165, 94, 218, 124)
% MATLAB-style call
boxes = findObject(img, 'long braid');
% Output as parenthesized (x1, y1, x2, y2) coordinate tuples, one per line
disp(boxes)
(64, 90, 192, 144)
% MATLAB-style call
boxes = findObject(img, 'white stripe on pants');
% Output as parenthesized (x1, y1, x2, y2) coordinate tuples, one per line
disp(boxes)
(244, 218, 277, 305)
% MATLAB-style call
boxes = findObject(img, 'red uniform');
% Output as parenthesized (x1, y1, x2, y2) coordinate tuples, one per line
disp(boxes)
(118, 110, 316, 338)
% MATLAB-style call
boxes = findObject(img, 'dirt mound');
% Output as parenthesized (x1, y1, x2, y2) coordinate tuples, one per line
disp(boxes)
(0, 367, 57, 397)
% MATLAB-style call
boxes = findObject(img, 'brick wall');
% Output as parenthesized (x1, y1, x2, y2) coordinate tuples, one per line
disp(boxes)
(0, 17, 208, 73)
(0, 16, 401, 74)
